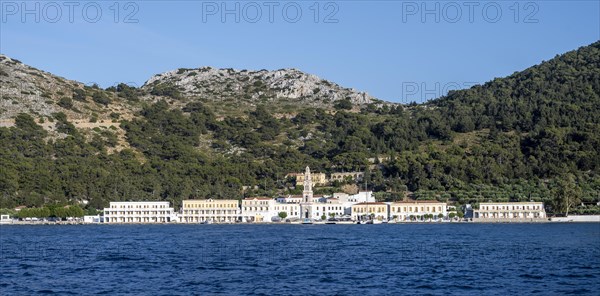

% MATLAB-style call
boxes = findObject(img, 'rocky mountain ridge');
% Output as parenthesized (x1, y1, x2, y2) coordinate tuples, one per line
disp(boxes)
(1, 55, 382, 122)
(143, 66, 378, 107)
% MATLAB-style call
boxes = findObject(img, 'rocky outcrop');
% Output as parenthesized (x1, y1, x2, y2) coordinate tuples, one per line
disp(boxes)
(0, 55, 83, 119)
(142, 67, 378, 107)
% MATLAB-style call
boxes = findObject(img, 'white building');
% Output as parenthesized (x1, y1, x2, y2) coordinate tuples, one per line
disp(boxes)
(241, 167, 377, 222)
(276, 195, 323, 204)
(276, 195, 303, 204)
(83, 215, 102, 223)
(272, 203, 300, 220)
(181, 199, 240, 223)
(331, 191, 376, 215)
(0, 214, 12, 224)
(242, 197, 277, 222)
(311, 201, 346, 219)
(339, 191, 375, 203)
(473, 202, 546, 221)
(104, 201, 175, 223)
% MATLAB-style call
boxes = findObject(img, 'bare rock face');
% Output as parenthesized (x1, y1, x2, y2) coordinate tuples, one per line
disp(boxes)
(0, 54, 383, 123)
(142, 67, 378, 107)
(0, 55, 132, 123)
(0, 54, 81, 119)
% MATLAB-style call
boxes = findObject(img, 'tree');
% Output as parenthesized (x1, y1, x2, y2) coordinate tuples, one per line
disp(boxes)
(58, 97, 73, 109)
(67, 205, 85, 218)
(552, 174, 582, 216)
(334, 99, 353, 110)
(53, 207, 67, 220)
(39, 207, 51, 218)
(278, 212, 287, 219)
(92, 91, 111, 106)
(72, 88, 86, 101)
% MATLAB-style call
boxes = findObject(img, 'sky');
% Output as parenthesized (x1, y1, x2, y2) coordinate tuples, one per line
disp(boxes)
(1, 0, 599, 103)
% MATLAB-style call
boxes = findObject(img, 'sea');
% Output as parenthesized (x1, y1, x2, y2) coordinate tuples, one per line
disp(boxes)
(1, 223, 599, 295)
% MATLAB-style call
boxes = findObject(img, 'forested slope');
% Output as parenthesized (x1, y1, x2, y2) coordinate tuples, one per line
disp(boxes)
(1, 41, 598, 214)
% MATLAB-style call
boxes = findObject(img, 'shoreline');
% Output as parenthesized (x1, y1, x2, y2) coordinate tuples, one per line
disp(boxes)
(2, 219, 599, 226)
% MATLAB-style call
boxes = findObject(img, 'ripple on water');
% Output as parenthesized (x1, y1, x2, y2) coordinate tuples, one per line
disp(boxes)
(0, 224, 599, 295)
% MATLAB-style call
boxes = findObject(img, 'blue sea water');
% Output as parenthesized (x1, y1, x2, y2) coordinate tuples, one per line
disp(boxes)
(1, 223, 599, 295)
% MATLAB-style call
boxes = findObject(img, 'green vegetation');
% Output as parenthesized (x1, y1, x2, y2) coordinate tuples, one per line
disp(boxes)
(72, 88, 86, 101)
(16, 205, 84, 219)
(92, 91, 111, 106)
(106, 83, 141, 101)
(150, 83, 182, 99)
(58, 97, 73, 109)
(334, 98, 353, 110)
(0, 42, 598, 215)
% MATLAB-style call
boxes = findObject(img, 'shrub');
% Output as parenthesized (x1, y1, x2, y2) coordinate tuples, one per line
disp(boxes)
(72, 89, 86, 101)
(334, 98, 353, 110)
(150, 83, 182, 99)
(57, 97, 73, 109)
(92, 92, 111, 106)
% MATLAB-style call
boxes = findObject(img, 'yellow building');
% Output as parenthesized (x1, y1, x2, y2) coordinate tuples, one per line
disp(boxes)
(181, 199, 240, 223)
(390, 200, 447, 221)
(287, 172, 328, 186)
(351, 202, 388, 221)
(331, 172, 364, 182)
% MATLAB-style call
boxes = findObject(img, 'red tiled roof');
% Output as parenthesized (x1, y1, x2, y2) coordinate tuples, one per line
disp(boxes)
(353, 202, 386, 205)
(392, 200, 443, 204)
(243, 197, 273, 200)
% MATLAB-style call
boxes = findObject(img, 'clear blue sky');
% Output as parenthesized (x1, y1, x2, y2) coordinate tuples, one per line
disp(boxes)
(1, 0, 599, 103)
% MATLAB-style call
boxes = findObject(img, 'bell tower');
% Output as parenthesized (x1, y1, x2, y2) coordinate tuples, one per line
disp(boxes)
(301, 166, 314, 219)
(303, 166, 313, 203)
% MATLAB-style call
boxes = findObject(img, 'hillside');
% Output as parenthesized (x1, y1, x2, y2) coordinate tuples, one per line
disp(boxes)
(430, 41, 600, 133)
(0, 54, 135, 121)
(0, 41, 599, 214)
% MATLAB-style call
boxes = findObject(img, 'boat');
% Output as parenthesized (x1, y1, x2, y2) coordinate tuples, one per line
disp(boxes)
(302, 218, 313, 224)
(325, 218, 338, 224)
(372, 219, 382, 224)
